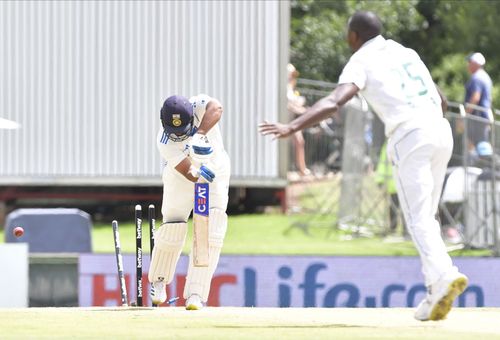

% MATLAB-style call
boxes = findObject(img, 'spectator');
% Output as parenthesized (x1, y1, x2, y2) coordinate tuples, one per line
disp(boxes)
(464, 52, 493, 150)
(287, 63, 311, 177)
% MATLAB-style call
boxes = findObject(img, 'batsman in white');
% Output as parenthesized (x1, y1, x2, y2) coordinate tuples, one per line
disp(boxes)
(148, 94, 230, 310)
(260, 11, 468, 321)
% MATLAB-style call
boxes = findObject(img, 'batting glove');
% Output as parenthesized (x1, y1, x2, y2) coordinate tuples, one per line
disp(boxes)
(197, 165, 215, 183)
(189, 133, 213, 163)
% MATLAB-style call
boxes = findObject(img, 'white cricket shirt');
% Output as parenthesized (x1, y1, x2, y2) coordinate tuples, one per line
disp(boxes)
(338, 35, 442, 137)
(157, 94, 226, 169)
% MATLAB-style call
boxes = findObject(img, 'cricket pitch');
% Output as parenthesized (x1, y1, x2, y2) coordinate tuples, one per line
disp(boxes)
(0, 307, 499, 339)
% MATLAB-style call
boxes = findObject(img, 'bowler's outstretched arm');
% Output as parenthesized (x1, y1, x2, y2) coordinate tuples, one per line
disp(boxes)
(258, 83, 359, 139)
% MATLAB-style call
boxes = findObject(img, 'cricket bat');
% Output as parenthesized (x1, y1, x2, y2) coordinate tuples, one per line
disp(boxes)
(193, 181, 210, 267)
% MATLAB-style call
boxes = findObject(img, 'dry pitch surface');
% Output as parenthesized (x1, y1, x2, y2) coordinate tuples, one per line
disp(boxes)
(0, 307, 499, 339)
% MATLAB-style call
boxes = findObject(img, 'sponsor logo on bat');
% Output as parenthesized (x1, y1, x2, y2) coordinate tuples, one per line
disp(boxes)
(194, 183, 209, 216)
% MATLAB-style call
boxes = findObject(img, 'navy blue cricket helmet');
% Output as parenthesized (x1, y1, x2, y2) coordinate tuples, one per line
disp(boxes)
(160, 95, 194, 141)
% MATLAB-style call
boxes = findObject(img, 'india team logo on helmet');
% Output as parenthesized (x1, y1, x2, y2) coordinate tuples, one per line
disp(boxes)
(172, 114, 182, 127)
(160, 95, 194, 142)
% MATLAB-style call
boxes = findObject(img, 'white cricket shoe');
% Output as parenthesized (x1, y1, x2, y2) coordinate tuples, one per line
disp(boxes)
(414, 271, 468, 321)
(150, 280, 167, 305)
(185, 294, 203, 310)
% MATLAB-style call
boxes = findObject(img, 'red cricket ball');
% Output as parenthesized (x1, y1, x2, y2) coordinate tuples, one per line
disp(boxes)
(13, 226, 24, 237)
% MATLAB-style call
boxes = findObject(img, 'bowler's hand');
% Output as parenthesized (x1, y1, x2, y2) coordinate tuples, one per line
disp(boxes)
(258, 121, 294, 139)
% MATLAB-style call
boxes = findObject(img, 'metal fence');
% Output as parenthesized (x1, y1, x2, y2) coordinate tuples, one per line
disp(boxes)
(286, 79, 500, 256)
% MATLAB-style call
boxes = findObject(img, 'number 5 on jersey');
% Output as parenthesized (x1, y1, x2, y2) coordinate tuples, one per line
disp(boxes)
(193, 182, 209, 266)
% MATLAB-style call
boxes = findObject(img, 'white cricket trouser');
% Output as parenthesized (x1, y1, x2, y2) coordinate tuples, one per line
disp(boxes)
(161, 153, 230, 222)
(388, 117, 457, 286)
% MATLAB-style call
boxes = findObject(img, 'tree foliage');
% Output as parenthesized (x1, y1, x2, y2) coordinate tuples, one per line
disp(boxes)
(290, 0, 500, 108)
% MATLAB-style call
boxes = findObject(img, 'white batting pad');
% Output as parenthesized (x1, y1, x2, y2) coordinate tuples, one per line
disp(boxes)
(184, 208, 228, 302)
(148, 222, 187, 284)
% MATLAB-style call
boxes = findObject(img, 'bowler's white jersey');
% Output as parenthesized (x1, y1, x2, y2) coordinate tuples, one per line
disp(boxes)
(157, 94, 226, 170)
(338, 35, 442, 137)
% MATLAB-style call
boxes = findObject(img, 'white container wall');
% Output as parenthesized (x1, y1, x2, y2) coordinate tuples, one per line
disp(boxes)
(0, 0, 288, 187)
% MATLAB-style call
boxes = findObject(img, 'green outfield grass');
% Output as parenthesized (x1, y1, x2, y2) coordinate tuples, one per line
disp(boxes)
(0, 307, 499, 339)
(91, 213, 492, 257)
